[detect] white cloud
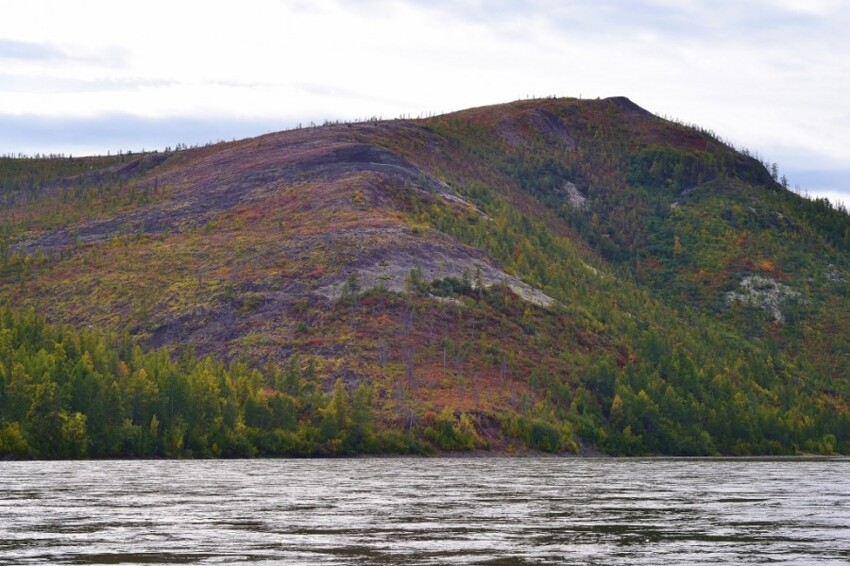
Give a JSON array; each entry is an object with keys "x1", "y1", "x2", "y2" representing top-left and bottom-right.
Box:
[{"x1": 775, "y1": 0, "x2": 843, "y2": 16}]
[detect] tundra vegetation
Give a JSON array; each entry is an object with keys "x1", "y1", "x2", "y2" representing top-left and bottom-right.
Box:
[{"x1": 1, "y1": 97, "x2": 849, "y2": 457}]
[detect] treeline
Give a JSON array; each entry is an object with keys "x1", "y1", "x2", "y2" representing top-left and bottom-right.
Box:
[
  {"x1": 0, "y1": 308, "x2": 423, "y2": 459},
  {"x1": 0, "y1": 155, "x2": 123, "y2": 196}
]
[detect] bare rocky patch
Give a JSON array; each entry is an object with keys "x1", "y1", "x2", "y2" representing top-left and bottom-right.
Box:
[
  {"x1": 314, "y1": 231, "x2": 555, "y2": 308},
  {"x1": 557, "y1": 181, "x2": 587, "y2": 210},
  {"x1": 725, "y1": 275, "x2": 802, "y2": 322},
  {"x1": 497, "y1": 109, "x2": 576, "y2": 150}
]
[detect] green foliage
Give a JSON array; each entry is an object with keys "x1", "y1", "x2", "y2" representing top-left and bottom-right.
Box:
[
  {"x1": 0, "y1": 422, "x2": 29, "y2": 457},
  {"x1": 423, "y1": 407, "x2": 482, "y2": 451},
  {"x1": 0, "y1": 308, "x2": 422, "y2": 459},
  {"x1": 405, "y1": 267, "x2": 428, "y2": 296},
  {"x1": 501, "y1": 413, "x2": 577, "y2": 453},
  {"x1": 627, "y1": 146, "x2": 721, "y2": 192},
  {"x1": 340, "y1": 273, "x2": 362, "y2": 301},
  {"x1": 427, "y1": 276, "x2": 473, "y2": 297}
]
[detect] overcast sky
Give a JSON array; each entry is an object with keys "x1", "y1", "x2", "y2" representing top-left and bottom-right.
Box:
[{"x1": 2, "y1": 0, "x2": 849, "y2": 204}]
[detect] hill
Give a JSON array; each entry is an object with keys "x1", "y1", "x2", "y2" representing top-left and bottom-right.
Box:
[{"x1": 1, "y1": 97, "x2": 849, "y2": 457}]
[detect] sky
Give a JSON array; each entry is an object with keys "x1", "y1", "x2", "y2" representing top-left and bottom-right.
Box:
[{"x1": 1, "y1": 0, "x2": 849, "y2": 205}]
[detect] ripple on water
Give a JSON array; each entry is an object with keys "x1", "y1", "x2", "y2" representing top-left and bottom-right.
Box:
[{"x1": 1, "y1": 458, "x2": 849, "y2": 565}]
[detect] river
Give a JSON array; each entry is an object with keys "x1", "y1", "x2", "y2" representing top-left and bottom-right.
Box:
[{"x1": 2, "y1": 457, "x2": 849, "y2": 564}]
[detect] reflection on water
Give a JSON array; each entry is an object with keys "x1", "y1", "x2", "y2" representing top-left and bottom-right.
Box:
[{"x1": 2, "y1": 458, "x2": 849, "y2": 564}]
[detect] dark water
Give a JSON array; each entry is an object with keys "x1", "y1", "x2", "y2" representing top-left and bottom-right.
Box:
[{"x1": 1, "y1": 458, "x2": 849, "y2": 565}]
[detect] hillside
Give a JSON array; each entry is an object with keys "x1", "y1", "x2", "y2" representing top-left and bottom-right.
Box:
[{"x1": 1, "y1": 97, "x2": 849, "y2": 457}]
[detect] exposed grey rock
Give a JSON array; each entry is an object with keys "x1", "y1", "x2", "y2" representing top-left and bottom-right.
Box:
[
  {"x1": 725, "y1": 275, "x2": 801, "y2": 323},
  {"x1": 826, "y1": 265, "x2": 846, "y2": 283},
  {"x1": 559, "y1": 181, "x2": 587, "y2": 210},
  {"x1": 315, "y1": 246, "x2": 556, "y2": 308}
]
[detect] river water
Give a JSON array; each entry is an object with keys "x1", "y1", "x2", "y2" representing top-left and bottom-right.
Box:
[{"x1": 1, "y1": 458, "x2": 848, "y2": 564}]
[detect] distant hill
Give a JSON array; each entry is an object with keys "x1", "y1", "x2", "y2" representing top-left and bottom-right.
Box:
[{"x1": 1, "y1": 97, "x2": 849, "y2": 457}]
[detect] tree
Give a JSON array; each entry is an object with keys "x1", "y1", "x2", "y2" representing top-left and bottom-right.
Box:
[
  {"x1": 340, "y1": 273, "x2": 361, "y2": 300},
  {"x1": 610, "y1": 393, "x2": 624, "y2": 426},
  {"x1": 60, "y1": 411, "x2": 89, "y2": 458},
  {"x1": 673, "y1": 235, "x2": 684, "y2": 257},
  {"x1": 25, "y1": 381, "x2": 64, "y2": 458},
  {"x1": 349, "y1": 383, "x2": 374, "y2": 450},
  {"x1": 405, "y1": 267, "x2": 427, "y2": 295},
  {"x1": 321, "y1": 379, "x2": 351, "y2": 445},
  {"x1": 278, "y1": 356, "x2": 303, "y2": 396},
  {"x1": 120, "y1": 367, "x2": 159, "y2": 426},
  {"x1": 0, "y1": 422, "x2": 29, "y2": 457},
  {"x1": 186, "y1": 361, "x2": 223, "y2": 455}
]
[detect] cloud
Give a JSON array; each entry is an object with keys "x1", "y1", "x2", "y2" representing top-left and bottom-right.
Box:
[
  {"x1": 0, "y1": 74, "x2": 175, "y2": 94},
  {"x1": 776, "y1": 166, "x2": 850, "y2": 207},
  {"x1": 775, "y1": 0, "x2": 844, "y2": 16},
  {"x1": 402, "y1": 0, "x2": 846, "y2": 44},
  {"x1": 0, "y1": 114, "x2": 293, "y2": 156},
  {"x1": 800, "y1": 189, "x2": 850, "y2": 209},
  {"x1": 0, "y1": 39, "x2": 65, "y2": 61},
  {"x1": 785, "y1": 169, "x2": 850, "y2": 192},
  {"x1": 0, "y1": 37, "x2": 125, "y2": 67}
]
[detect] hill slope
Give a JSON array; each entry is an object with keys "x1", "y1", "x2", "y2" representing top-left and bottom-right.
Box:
[{"x1": 1, "y1": 97, "x2": 849, "y2": 457}]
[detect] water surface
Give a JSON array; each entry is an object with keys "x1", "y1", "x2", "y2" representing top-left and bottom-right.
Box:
[{"x1": 2, "y1": 458, "x2": 849, "y2": 564}]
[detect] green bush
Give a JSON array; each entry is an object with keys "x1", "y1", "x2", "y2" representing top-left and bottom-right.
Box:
[
  {"x1": 424, "y1": 408, "x2": 481, "y2": 451},
  {"x1": 0, "y1": 423, "x2": 30, "y2": 458}
]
